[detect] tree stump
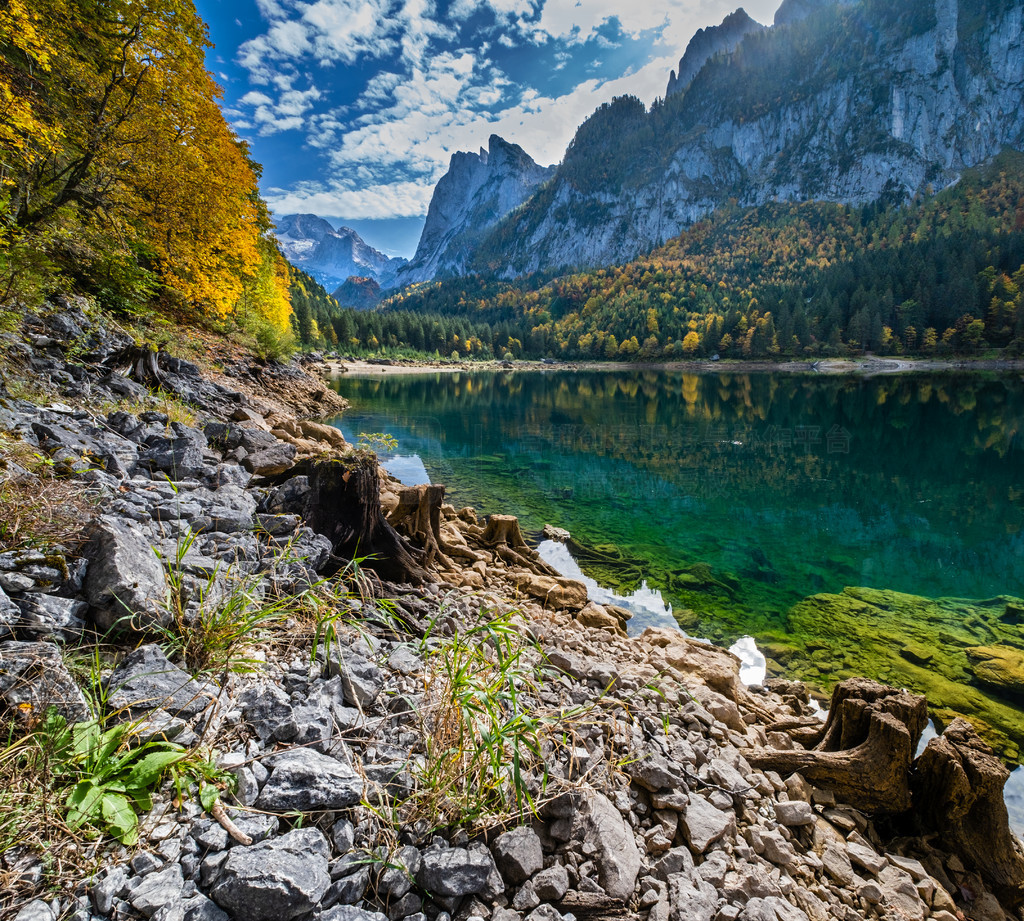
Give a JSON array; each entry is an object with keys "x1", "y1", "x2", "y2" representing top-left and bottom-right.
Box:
[
  {"x1": 302, "y1": 458, "x2": 429, "y2": 584},
  {"x1": 748, "y1": 678, "x2": 928, "y2": 814},
  {"x1": 480, "y1": 514, "x2": 560, "y2": 576},
  {"x1": 386, "y1": 484, "x2": 489, "y2": 572},
  {"x1": 911, "y1": 718, "x2": 1024, "y2": 907}
]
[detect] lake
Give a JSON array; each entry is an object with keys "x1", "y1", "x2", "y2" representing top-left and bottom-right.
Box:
[{"x1": 329, "y1": 369, "x2": 1024, "y2": 767}]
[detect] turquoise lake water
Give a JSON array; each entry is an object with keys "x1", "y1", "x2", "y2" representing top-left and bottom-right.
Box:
[{"x1": 329, "y1": 369, "x2": 1024, "y2": 627}]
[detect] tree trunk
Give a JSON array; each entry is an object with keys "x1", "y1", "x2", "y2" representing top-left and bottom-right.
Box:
[
  {"x1": 748, "y1": 678, "x2": 927, "y2": 814},
  {"x1": 302, "y1": 458, "x2": 430, "y2": 584},
  {"x1": 911, "y1": 718, "x2": 1024, "y2": 908}
]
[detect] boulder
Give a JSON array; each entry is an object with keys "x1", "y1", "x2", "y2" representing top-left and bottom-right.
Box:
[
  {"x1": 83, "y1": 516, "x2": 168, "y2": 632},
  {"x1": 682, "y1": 793, "x2": 736, "y2": 852},
  {"x1": 577, "y1": 601, "x2": 627, "y2": 635},
  {"x1": 0, "y1": 640, "x2": 90, "y2": 723},
  {"x1": 138, "y1": 427, "x2": 207, "y2": 480},
  {"x1": 107, "y1": 644, "x2": 215, "y2": 721},
  {"x1": 241, "y1": 443, "x2": 297, "y2": 476},
  {"x1": 417, "y1": 844, "x2": 495, "y2": 899},
  {"x1": 668, "y1": 874, "x2": 718, "y2": 921},
  {"x1": 640, "y1": 627, "x2": 744, "y2": 702},
  {"x1": 507, "y1": 572, "x2": 588, "y2": 610},
  {"x1": 255, "y1": 748, "x2": 364, "y2": 812},
  {"x1": 209, "y1": 828, "x2": 331, "y2": 921},
  {"x1": 573, "y1": 788, "x2": 641, "y2": 902},
  {"x1": 14, "y1": 594, "x2": 88, "y2": 643}
]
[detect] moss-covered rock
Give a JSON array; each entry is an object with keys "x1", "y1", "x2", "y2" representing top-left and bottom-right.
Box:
[{"x1": 778, "y1": 587, "x2": 1024, "y2": 758}]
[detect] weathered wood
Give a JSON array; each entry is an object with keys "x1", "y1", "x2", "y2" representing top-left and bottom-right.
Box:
[
  {"x1": 911, "y1": 718, "x2": 1024, "y2": 907},
  {"x1": 480, "y1": 514, "x2": 560, "y2": 576},
  {"x1": 747, "y1": 678, "x2": 927, "y2": 814},
  {"x1": 302, "y1": 458, "x2": 430, "y2": 584},
  {"x1": 387, "y1": 485, "x2": 487, "y2": 571}
]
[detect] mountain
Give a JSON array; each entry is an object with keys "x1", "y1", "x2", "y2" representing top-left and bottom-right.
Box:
[
  {"x1": 666, "y1": 9, "x2": 764, "y2": 98},
  {"x1": 396, "y1": 135, "x2": 555, "y2": 284},
  {"x1": 332, "y1": 276, "x2": 382, "y2": 310},
  {"x1": 275, "y1": 214, "x2": 408, "y2": 289},
  {"x1": 466, "y1": 0, "x2": 1024, "y2": 277}
]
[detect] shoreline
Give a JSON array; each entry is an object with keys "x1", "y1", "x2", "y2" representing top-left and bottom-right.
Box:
[
  {"x1": 2, "y1": 304, "x2": 1023, "y2": 919},
  {"x1": 325, "y1": 355, "x2": 1024, "y2": 376}
]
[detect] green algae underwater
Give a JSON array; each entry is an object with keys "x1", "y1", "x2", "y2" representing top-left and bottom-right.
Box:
[{"x1": 329, "y1": 368, "x2": 1024, "y2": 759}]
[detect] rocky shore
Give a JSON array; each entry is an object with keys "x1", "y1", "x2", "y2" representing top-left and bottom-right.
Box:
[{"x1": 1, "y1": 301, "x2": 1023, "y2": 921}]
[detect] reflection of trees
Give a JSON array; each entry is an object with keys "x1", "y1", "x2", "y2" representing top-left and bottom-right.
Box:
[{"x1": 332, "y1": 371, "x2": 1024, "y2": 589}]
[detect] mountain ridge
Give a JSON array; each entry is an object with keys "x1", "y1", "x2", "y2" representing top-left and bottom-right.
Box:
[
  {"x1": 275, "y1": 214, "x2": 408, "y2": 290},
  {"x1": 408, "y1": 0, "x2": 1024, "y2": 281}
]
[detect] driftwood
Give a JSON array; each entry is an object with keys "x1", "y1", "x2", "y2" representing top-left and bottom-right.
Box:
[
  {"x1": 302, "y1": 458, "x2": 430, "y2": 584},
  {"x1": 748, "y1": 678, "x2": 927, "y2": 814},
  {"x1": 911, "y1": 718, "x2": 1024, "y2": 907}
]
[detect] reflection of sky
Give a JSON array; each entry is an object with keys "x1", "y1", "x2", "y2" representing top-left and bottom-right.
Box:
[{"x1": 381, "y1": 455, "x2": 431, "y2": 486}]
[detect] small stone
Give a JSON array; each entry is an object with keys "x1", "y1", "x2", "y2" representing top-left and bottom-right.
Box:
[
  {"x1": 129, "y1": 865, "x2": 185, "y2": 917},
  {"x1": 14, "y1": 900, "x2": 55, "y2": 921},
  {"x1": 209, "y1": 828, "x2": 331, "y2": 921},
  {"x1": 774, "y1": 800, "x2": 815, "y2": 827},
  {"x1": 532, "y1": 864, "x2": 569, "y2": 900},
  {"x1": 255, "y1": 748, "x2": 363, "y2": 812},
  {"x1": 682, "y1": 793, "x2": 736, "y2": 853},
  {"x1": 493, "y1": 825, "x2": 544, "y2": 884}
]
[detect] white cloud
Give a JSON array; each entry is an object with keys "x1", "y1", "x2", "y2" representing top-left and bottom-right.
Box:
[{"x1": 265, "y1": 179, "x2": 436, "y2": 218}]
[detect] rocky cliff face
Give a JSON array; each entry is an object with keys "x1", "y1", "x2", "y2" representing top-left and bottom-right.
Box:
[
  {"x1": 666, "y1": 8, "x2": 764, "y2": 98},
  {"x1": 470, "y1": 0, "x2": 1024, "y2": 277},
  {"x1": 275, "y1": 214, "x2": 407, "y2": 290},
  {"x1": 397, "y1": 135, "x2": 555, "y2": 284}
]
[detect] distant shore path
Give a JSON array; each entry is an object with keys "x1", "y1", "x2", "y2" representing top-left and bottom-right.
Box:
[{"x1": 324, "y1": 356, "x2": 1024, "y2": 376}]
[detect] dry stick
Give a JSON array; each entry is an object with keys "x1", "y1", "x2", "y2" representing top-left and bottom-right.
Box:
[{"x1": 209, "y1": 800, "x2": 252, "y2": 845}]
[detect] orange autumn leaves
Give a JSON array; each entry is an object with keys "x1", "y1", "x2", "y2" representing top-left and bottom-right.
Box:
[{"x1": 0, "y1": 0, "x2": 290, "y2": 332}]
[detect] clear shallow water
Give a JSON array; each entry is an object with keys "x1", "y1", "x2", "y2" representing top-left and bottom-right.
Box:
[{"x1": 330, "y1": 369, "x2": 1024, "y2": 620}]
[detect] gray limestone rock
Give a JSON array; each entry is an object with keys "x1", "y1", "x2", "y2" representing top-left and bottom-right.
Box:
[
  {"x1": 241, "y1": 443, "x2": 296, "y2": 476},
  {"x1": 681, "y1": 793, "x2": 736, "y2": 854},
  {"x1": 328, "y1": 649, "x2": 384, "y2": 708},
  {"x1": 128, "y1": 864, "x2": 185, "y2": 917},
  {"x1": 14, "y1": 593, "x2": 88, "y2": 643},
  {"x1": 668, "y1": 873, "x2": 718, "y2": 921},
  {"x1": 138, "y1": 428, "x2": 207, "y2": 480},
  {"x1": 14, "y1": 900, "x2": 56, "y2": 921},
  {"x1": 417, "y1": 844, "x2": 495, "y2": 899},
  {"x1": 574, "y1": 789, "x2": 641, "y2": 902},
  {"x1": 255, "y1": 748, "x2": 364, "y2": 812},
  {"x1": 182, "y1": 894, "x2": 229, "y2": 921},
  {"x1": 0, "y1": 640, "x2": 90, "y2": 723},
  {"x1": 319, "y1": 907, "x2": 389, "y2": 921},
  {"x1": 83, "y1": 516, "x2": 168, "y2": 631},
  {"x1": 209, "y1": 828, "x2": 331, "y2": 921},
  {"x1": 774, "y1": 800, "x2": 815, "y2": 827},
  {"x1": 107, "y1": 644, "x2": 214, "y2": 720},
  {"x1": 492, "y1": 825, "x2": 544, "y2": 884},
  {"x1": 532, "y1": 863, "x2": 569, "y2": 900},
  {"x1": 238, "y1": 684, "x2": 298, "y2": 743},
  {"x1": 739, "y1": 897, "x2": 810, "y2": 921}
]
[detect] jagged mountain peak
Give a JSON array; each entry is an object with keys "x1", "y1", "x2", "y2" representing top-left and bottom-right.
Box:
[
  {"x1": 275, "y1": 214, "x2": 407, "y2": 290},
  {"x1": 397, "y1": 134, "x2": 555, "y2": 284},
  {"x1": 666, "y1": 7, "x2": 765, "y2": 98},
  {"x1": 461, "y1": 0, "x2": 1024, "y2": 278}
]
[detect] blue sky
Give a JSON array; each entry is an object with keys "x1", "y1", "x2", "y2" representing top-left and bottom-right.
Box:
[{"x1": 195, "y1": 0, "x2": 780, "y2": 257}]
